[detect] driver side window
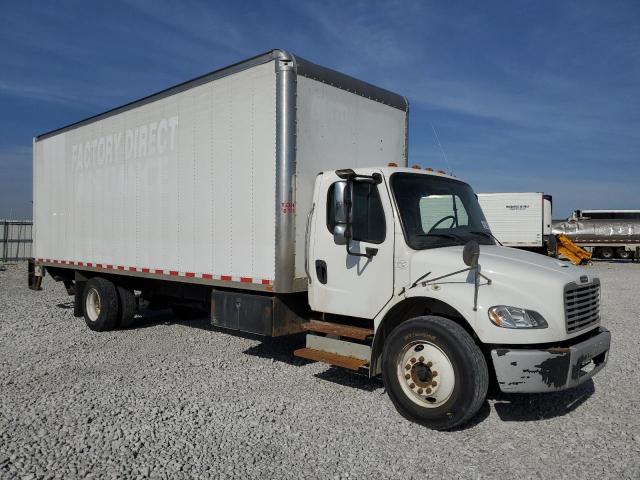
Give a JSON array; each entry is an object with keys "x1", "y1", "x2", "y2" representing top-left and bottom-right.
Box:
[
  {"x1": 419, "y1": 195, "x2": 469, "y2": 232},
  {"x1": 327, "y1": 181, "x2": 386, "y2": 244}
]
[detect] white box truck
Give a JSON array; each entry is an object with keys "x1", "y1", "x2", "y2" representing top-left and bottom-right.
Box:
[
  {"x1": 29, "y1": 50, "x2": 610, "y2": 430},
  {"x1": 478, "y1": 192, "x2": 552, "y2": 250}
]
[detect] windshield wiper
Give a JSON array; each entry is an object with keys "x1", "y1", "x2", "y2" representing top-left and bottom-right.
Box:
[{"x1": 470, "y1": 230, "x2": 503, "y2": 246}]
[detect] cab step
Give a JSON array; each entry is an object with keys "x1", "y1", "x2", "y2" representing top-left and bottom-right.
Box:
[
  {"x1": 293, "y1": 333, "x2": 371, "y2": 371},
  {"x1": 293, "y1": 348, "x2": 368, "y2": 371},
  {"x1": 301, "y1": 319, "x2": 374, "y2": 341}
]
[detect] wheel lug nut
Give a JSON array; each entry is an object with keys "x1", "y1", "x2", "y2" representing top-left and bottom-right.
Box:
[
  {"x1": 409, "y1": 383, "x2": 416, "y2": 389},
  {"x1": 426, "y1": 361, "x2": 433, "y2": 368},
  {"x1": 426, "y1": 388, "x2": 432, "y2": 394},
  {"x1": 410, "y1": 358, "x2": 416, "y2": 364},
  {"x1": 432, "y1": 381, "x2": 437, "y2": 387},
  {"x1": 418, "y1": 388, "x2": 423, "y2": 394},
  {"x1": 405, "y1": 374, "x2": 410, "y2": 380},
  {"x1": 419, "y1": 356, "x2": 424, "y2": 362},
  {"x1": 405, "y1": 364, "x2": 411, "y2": 370},
  {"x1": 432, "y1": 371, "x2": 438, "y2": 377}
]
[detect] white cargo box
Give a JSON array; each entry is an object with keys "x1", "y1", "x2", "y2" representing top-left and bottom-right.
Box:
[
  {"x1": 33, "y1": 50, "x2": 408, "y2": 293},
  {"x1": 477, "y1": 192, "x2": 552, "y2": 247}
]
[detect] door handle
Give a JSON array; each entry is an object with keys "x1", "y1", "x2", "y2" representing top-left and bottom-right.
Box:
[{"x1": 315, "y1": 260, "x2": 327, "y2": 284}]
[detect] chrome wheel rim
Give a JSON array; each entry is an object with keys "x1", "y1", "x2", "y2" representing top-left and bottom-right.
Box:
[{"x1": 396, "y1": 340, "x2": 455, "y2": 408}]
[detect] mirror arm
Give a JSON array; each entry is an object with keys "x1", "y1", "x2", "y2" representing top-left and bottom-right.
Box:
[{"x1": 346, "y1": 244, "x2": 378, "y2": 259}]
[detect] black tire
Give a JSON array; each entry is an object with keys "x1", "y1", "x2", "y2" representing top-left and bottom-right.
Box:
[
  {"x1": 617, "y1": 248, "x2": 631, "y2": 260},
  {"x1": 382, "y1": 316, "x2": 489, "y2": 430},
  {"x1": 171, "y1": 304, "x2": 206, "y2": 320},
  {"x1": 73, "y1": 282, "x2": 85, "y2": 318},
  {"x1": 82, "y1": 277, "x2": 119, "y2": 332},
  {"x1": 600, "y1": 246, "x2": 614, "y2": 260},
  {"x1": 117, "y1": 286, "x2": 137, "y2": 328}
]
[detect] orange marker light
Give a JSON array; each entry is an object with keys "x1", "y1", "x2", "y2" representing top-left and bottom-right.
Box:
[
  {"x1": 425, "y1": 167, "x2": 433, "y2": 172},
  {"x1": 388, "y1": 162, "x2": 398, "y2": 167},
  {"x1": 412, "y1": 164, "x2": 421, "y2": 169}
]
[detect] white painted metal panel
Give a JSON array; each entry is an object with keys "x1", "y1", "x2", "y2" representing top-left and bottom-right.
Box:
[
  {"x1": 294, "y1": 76, "x2": 407, "y2": 279},
  {"x1": 543, "y1": 197, "x2": 552, "y2": 236},
  {"x1": 478, "y1": 192, "x2": 544, "y2": 247},
  {"x1": 34, "y1": 61, "x2": 277, "y2": 281}
]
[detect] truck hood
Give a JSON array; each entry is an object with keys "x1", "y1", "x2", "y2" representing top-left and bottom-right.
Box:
[
  {"x1": 410, "y1": 245, "x2": 587, "y2": 285},
  {"x1": 407, "y1": 245, "x2": 596, "y2": 344}
]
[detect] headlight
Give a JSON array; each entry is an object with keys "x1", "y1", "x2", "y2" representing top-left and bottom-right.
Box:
[{"x1": 488, "y1": 306, "x2": 548, "y2": 329}]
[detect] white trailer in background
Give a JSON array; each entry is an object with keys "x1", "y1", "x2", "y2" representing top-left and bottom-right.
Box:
[
  {"x1": 29, "y1": 50, "x2": 610, "y2": 430},
  {"x1": 477, "y1": 192, "x2": 552, "y2": 249}
]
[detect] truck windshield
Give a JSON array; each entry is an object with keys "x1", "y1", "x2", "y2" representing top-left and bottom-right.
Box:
[{"x1": 390, "y1": 172, "x2": 494, "y2": 250}]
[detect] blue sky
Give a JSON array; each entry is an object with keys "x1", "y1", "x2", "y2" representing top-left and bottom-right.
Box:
[{"x1": 1, "y1": 0, "x2": 638, "y2": 219}]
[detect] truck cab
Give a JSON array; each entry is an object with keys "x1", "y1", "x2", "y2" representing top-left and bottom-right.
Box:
[{"x1": 303, "y1": 166, "x2": 610, "y2": 430}]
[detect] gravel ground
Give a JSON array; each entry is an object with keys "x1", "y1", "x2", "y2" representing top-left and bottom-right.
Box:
[{"x1": 0, "y1": 261, "x2": 638, "y2": 479}]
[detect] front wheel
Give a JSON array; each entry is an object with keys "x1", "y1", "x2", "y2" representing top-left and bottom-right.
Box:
[{"x1": 382, "y1": 316, "x2": 488, "y2": 430}]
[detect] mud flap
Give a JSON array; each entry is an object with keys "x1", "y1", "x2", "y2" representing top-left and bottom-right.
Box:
[{"x1": 28, "y1": 258, "x2": 44, "y2": 291}]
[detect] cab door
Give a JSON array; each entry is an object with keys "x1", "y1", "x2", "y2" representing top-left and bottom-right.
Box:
[{"x1": 308, "y1": 171, "x2": 395, "y2": 319}]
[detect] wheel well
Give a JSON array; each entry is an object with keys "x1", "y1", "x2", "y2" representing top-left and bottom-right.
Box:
[{"x1": 370, "y1": 297, "x2": 476, "y2": 377}]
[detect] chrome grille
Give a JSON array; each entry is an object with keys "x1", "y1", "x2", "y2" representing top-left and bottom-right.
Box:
[{"x1": 564, "y1": 279, "x2": 600, "y2": 333}]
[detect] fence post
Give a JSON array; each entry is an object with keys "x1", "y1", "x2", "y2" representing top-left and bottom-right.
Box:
[{"x1": 2, "y1": 220, "x2": 8, "y2": 263}]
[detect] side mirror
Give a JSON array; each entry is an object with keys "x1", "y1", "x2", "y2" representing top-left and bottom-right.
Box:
[
  {"x1": 463, "y1": 240, "x2": 480, "y2": 268},
  {"x1": 332, "y1": 181, "x2": 352, "y2": 245}
]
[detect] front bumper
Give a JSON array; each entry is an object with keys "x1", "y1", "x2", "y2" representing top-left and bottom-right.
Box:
[{"x1": 491, "y1": 327, "x2": 611, "y2": 393}]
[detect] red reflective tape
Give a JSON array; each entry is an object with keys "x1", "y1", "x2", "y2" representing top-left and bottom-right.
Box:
[
  {"x1": 70, "y1": 261, "x2": 75, "y2": 265},
  {"x1": 155, "y1": 269, "x2": 164, "y2": 274},
  {"x1": 240, "y1": 277, "x2": 252, "y2": 283},
  {"x1": 261, "y1": 279, "x2": 271, "y2": 285},
  {"x1": 185, "y1": 272, "x2": 195, "y2": 278},
  {"x1": 142, "y1": 268, "x2": 150, "y2": 273},
  {"x1": 220, "y1": 275, "x2": 232, "y2": 281},
  {"x1": 106, "y1": 264, "x2": 113, "y2": 269},
  {"x1": 128, "y1": 267, "x2": 136, "y2": 272},
  {"x1": 78, "y1": 262, "x2": 84, "y2": 266},
  {"x1": 202, "y1": 273, "x2": 213, "y2": 280},
  {"x1": 96, "y1": 264, "x2": 102, "y2": 268},
  {"x1": 117, "y1": 266, "x2": 125, "y2": 271},
  {"x1": 170, "y1": 271, "x2": 179, "y2": 276},
  {"x1": 87, "y1": 262, "x2": 93, "y2": 267}
]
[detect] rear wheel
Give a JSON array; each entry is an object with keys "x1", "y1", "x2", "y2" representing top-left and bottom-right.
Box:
[
  {"x1": 83, "y1": 277, "x2": 118, "y2": 332},
  {"x1": 617, "y1": 248, "x2": 631, "y2": 260},
  {"x1": 382, "y1": 316, "x2": 488, "y2": 430},
  {"x1": 600, "y1": 247, "x2": 614, "y2": 260},
  {"x1": 117, "y1": 286, "x2": 137, "y2": 328}
]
